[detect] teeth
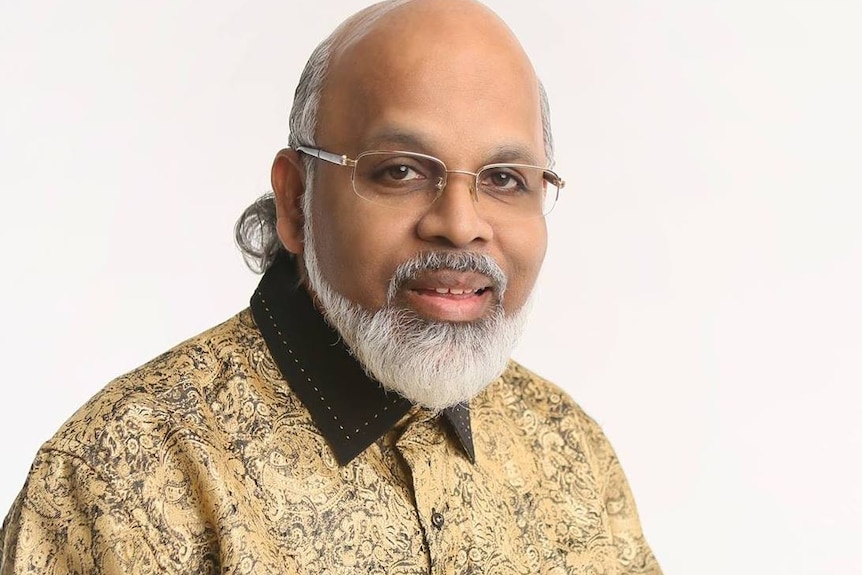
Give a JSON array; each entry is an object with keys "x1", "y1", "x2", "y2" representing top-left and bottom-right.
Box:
[{"x1": 431, "y1": 287, "x2": 480, "y2": 295}]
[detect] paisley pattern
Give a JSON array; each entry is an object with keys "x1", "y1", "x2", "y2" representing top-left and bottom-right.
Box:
[{"x1": 1, "y1": 310, "x2": 661, "y2": 574}]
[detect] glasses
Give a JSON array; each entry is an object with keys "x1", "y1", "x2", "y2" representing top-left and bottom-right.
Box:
[{"x1": 296, "y1": 146, "x2": 564, "y2": 219}]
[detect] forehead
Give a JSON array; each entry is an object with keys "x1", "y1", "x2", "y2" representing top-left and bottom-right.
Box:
[{"x1": 316, "y1": 1, "x2": 545, "y2": 165}]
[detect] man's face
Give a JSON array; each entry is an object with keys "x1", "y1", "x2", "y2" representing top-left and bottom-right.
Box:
[{"x1": 306, "y1": 2, "x2": 548, "y2": 324}]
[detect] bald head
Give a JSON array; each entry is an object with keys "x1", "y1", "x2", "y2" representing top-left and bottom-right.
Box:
[
  {"x1": 330, "y1": 0, "x2": 525, "y2": 63},
  {"x1": 288, "y1": 0, "x2": 553, "y2": 167},
  {"x1": 318, "y1": 0, "x2": 543, "y2": 162}
]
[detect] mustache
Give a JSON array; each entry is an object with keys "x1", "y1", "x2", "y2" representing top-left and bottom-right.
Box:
[{"x1": 387, "y1": 251, "x2": 508, "y2": 303}]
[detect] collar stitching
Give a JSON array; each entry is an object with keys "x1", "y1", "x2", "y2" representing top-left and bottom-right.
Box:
[
  {"x1": 260, "y1": 295, "x2": 354, "y2": 441},
  {"x1": 260, "y1": 293, "x2": 403, "y2": 443}
]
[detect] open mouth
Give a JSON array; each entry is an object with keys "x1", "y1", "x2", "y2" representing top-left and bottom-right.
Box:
[
  {"x1": 422, "y1": 286, "x2": 491, "y2": 296},
  {"x1": 395, "y1": 267, "x2": 500, "y2": 322},
  {"x1": 405, "y1": 283, "x2": 494, "y2": 322}
]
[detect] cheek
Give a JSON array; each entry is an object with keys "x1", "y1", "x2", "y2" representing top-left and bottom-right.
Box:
[
  {"x1": 310, "y1": 187, "x2": 414, "y2": 308},
  {"x1": 499, "y1": 222, "x2": 547, "y2": 309}
]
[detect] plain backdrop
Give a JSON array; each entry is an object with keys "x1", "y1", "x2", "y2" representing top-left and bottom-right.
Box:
[{"x1": 1, "y1": 1, "x2": 861, "y2": 573}]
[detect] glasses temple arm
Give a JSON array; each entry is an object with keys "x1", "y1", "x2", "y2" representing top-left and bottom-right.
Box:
[{"x1": 295, "y1": 146, "x2": 354, "y2": 167}]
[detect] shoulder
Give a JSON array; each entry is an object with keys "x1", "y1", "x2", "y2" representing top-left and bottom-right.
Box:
[
  {"x1": 40, "y1": 309, "x2": 294, "y2": 471},
  {"x1": 2, "y1": 310, "x2": 307, "y2": 573},
  {"x1": 486, "y1": 360, "x2": 599, "y2": 430},
  {"x1": 480, "y1": 360, "x2": 618, "y2": 470}
]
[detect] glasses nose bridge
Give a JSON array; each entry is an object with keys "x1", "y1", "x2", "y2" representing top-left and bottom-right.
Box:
[{"x1": 436, "y1": 168, "x2": 480, "y2": 201}]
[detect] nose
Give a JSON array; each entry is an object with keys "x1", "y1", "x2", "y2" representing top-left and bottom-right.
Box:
[{"x1": 415, "y1": 171, "x2": 494, "y2": 248}]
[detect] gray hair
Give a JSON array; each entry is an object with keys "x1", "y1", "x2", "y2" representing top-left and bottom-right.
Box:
[{"x1": 235, "y1": 1, "x2": 556, "y2": 274}]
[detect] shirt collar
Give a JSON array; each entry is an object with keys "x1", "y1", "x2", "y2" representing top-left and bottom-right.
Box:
[{"x1": 250, "y1": 253, "x2": 475, "y2": 466}]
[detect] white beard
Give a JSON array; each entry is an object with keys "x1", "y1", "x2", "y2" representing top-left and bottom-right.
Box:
[{"x1": 301, "y1": 205, "x2": 531, "y2": 410}]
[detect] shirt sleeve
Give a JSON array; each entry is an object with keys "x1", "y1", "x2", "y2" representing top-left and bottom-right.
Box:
[
  {"x1": 1, "y1": 448, "x2": 161, "y2": 575},
  {"x1": 580, "y1": 414, "x2": 664, "y2": 574}
]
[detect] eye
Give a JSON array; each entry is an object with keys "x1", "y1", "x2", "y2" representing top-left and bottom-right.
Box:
[
  {"x1": 480, "y1": 167, "x2": 529, "y2": 194},
  {"x1": 368, "y1": 157, "x2": 429, "y2": 185},
  {"x1": 489, "y1": 171, "x2": 517, "y2": 188},
  {"x1": 382, "y1": 163, "x2": 421, "y2": 181}
]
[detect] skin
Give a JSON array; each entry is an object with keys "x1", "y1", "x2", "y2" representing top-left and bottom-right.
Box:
[{"x1": 272, "y1": 0, "x2": 548, "y2": 322}]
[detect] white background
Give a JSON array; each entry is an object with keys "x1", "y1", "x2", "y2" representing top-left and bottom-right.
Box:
[{"x1": 1, "y1": 1, "x2": 861, "y2": 572}]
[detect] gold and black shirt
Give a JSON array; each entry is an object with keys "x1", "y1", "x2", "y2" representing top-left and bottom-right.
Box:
[{"x1": 1, "y1": 256, "x2": 661, "y2": 574}]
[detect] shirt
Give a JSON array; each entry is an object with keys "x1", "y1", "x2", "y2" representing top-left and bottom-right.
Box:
[{"x1": 1, "y1": 256, "x2": 662, "y2": 574}]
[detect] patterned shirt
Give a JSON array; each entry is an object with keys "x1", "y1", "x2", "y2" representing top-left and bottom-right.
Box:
[{"x1": 1, "y1": 257, "x2": 661, "y2": 574}]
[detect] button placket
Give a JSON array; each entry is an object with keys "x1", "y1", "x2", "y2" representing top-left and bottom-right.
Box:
[{"x1": 395, "y1": 414, "x2": 455, "y2": 575}]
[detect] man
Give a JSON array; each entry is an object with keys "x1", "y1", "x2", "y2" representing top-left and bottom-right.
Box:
[{"x1": 1, "y1": 0, "x2": 661, "y2": 573}]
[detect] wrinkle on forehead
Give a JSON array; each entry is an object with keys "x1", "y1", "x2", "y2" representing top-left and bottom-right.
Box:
[{"x1": 362, "y1": 126, "x2": 543, "y2": 166}]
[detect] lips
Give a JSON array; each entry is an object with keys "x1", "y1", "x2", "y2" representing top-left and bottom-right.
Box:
[{"x1": 404, "y1": 270, "x2": 494, "y2": 293}]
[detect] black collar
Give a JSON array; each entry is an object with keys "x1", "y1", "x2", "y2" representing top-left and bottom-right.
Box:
[{"x1": 250, "y1": 253, "x2": 475, "y2": 466}]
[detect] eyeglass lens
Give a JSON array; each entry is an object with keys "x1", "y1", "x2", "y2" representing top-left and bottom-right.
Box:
[{"x1": 351, "y1": 152, "x2": 558, "y2": 218}]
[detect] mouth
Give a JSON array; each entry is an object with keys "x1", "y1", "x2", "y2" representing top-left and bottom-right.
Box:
[
  {"x1": 401, "y1": 271, "x2": 497, "y2": 322},
  {"x1": 422, "y1": 286, "x2": 492, "y2": 296}
]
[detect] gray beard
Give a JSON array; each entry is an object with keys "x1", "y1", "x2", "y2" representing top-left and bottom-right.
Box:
[{"x1": 302, "y1": 214, "x2": 531, "y2": 410}]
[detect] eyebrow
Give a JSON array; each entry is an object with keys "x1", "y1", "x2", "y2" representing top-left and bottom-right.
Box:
[
  {"x1": 362, "y1": 128, "x2": 431, "y2": 152},
  {"x1": 484, "y1": 145, "x2": 542, "y2": 166},
  {"x1": 362, "y1": 128, "x2": 543, "y2": 167}
]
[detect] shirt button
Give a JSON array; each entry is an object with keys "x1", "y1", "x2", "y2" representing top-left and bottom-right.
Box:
[{"x1": 431, "y1": 510, "x2": 445, "y2": 529}]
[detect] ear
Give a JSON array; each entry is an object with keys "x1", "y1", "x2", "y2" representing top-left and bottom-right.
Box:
[{"x1": 271, "y1": 148, "x2": 306, "y2": 255}]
